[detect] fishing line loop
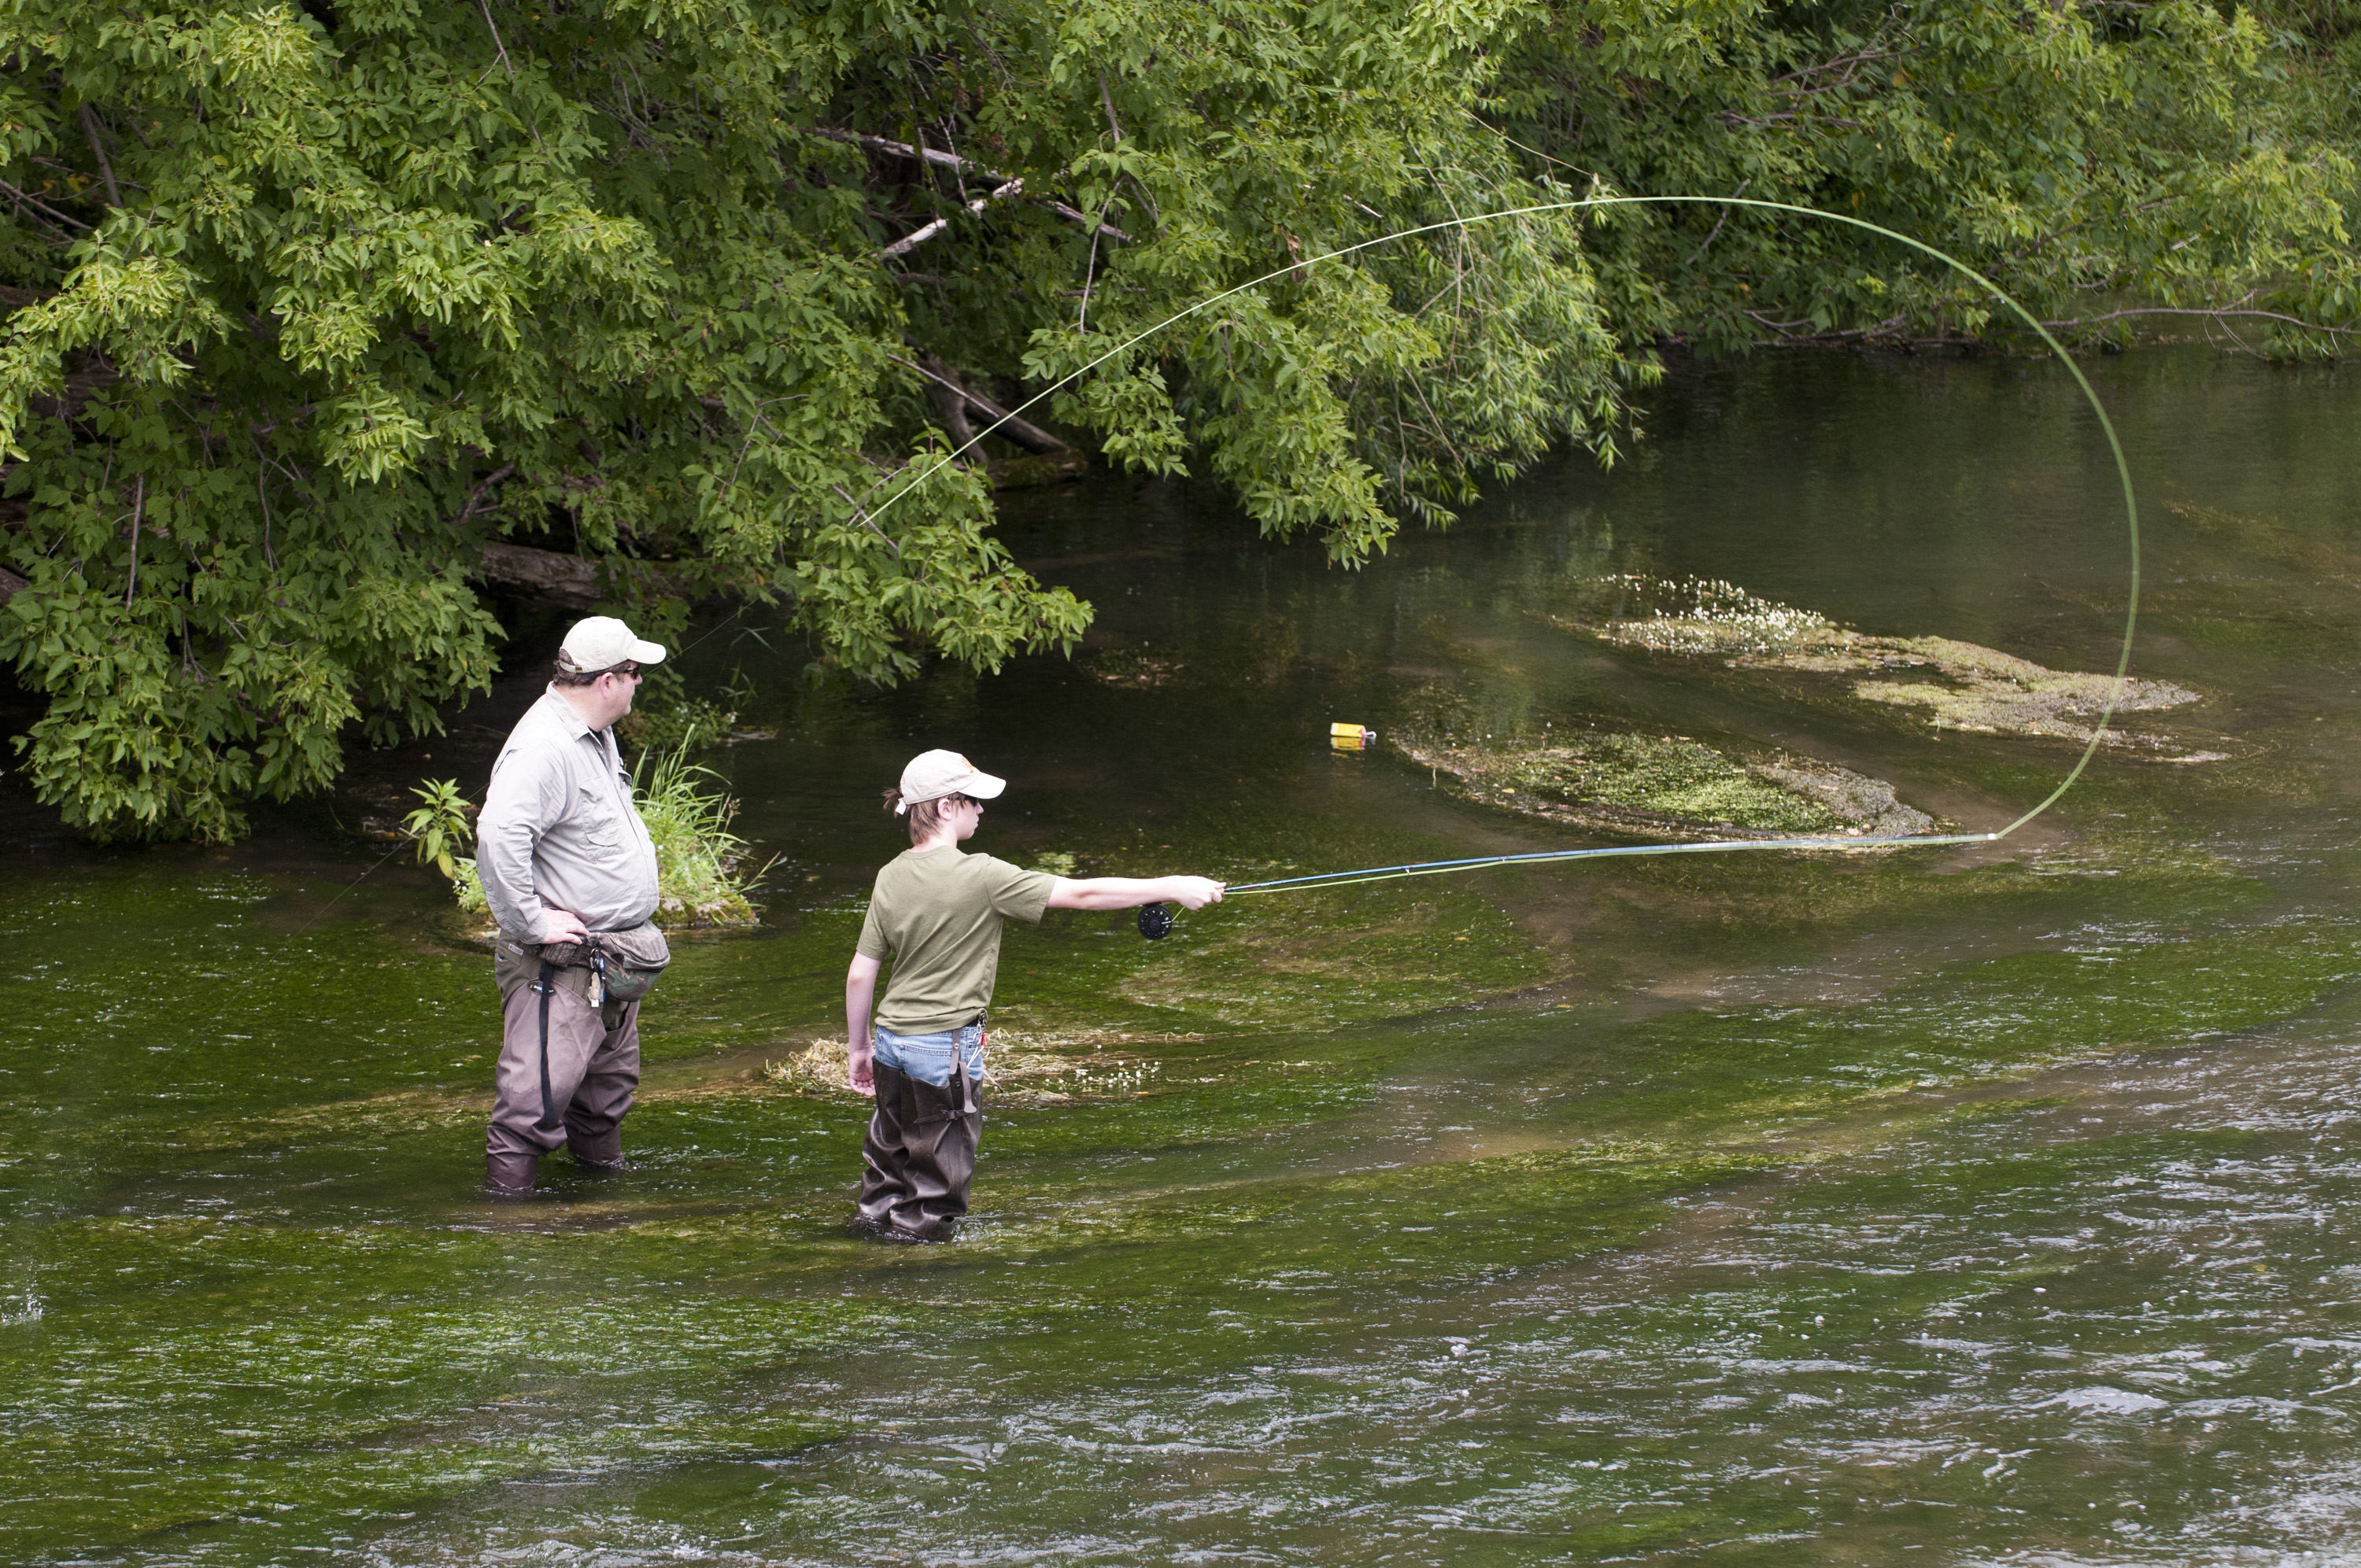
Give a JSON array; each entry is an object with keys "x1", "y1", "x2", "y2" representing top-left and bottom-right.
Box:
[{"x1": 865, "y1": 193, "x2": 2140, "y2": 900}]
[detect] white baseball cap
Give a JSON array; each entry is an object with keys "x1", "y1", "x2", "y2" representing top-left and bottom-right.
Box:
[
  {"x1": 895, "y1": 749, "x2": 1007, "y2": 813},
  {"x1": 559, "y1": 615, "x2": 667, "y2": 673}
]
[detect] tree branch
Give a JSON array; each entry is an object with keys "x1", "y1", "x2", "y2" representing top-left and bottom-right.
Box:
[
  {"x1": 123, "y1": 474, "x2": 144, "y2": 607},
  {"x1": 887, "y1": 352, "x2": 1072, "y2": 454},
  {"x1": 1680, "y1": 178, "x2": 1750, "y2": 267},
  {"x1": 815, "y1": 127, "x2": 1131, "y2": 246},
  {"x1": 79, "y1": 105, "x2": 121, "y2": 209},
  {"x1": 454, "y1": 463, "x2": 517, "y2": 529},
  {"x1": 476, "y1": 0, "x2": 515, "y2": 83},
  {"x1": 880, "y1": 177, "x2": 1022, "y2": 259},
  {"x1": 476, "y1": 541, "x2": 598, "y2": 607},
  {"x1": 0, "y1": 178, "x2": 91, "y2": 235},
  {"x1": 1099, "y1": 72, "x2": 1125, "y2": 142}
]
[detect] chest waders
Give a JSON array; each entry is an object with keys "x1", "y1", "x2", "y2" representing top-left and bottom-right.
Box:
[
  {"x1": 530, "y1": 946, "x2": 611, "y2": 1134},
  {"x1": 855, "y1": 1018, "x2": 985, "y2": 1243}
]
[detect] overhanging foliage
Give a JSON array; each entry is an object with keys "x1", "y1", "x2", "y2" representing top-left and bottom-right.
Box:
[{"x1": 0, "y1": 0, "x2": 2352, "y2": 838}]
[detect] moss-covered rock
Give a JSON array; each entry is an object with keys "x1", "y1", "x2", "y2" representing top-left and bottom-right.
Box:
[
  {"x1": 1392, "y1": 729, "x2": 1934, "y2": 840},
  {"x1": 1542, "y1": 574, "x2": 2208, "y2": 752}
]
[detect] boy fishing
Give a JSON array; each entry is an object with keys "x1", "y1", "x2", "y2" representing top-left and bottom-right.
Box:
[{"x1": 845, "y1": 749, "x2": 1225, "y2": 1242}]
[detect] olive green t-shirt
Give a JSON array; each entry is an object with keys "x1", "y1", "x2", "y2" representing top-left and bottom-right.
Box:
[{"x1": 856, "y1": 847, "x2": 1056, "y2": 1034}]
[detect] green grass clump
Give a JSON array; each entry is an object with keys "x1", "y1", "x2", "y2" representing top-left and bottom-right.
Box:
[
  {"x1": 632, "y1": 746, "x2": 770, "y2": 924},
  {"x1": 436, "y1": 746, "x2": 768, "y2": 928}
]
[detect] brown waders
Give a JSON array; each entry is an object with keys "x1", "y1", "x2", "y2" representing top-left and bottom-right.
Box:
[
  {"x1": 855, "y1": 1056, "x2": 982, "y2": 1242},
  {"x1": 485, "y1": 943, "x2": 639, "y2": 1195}
]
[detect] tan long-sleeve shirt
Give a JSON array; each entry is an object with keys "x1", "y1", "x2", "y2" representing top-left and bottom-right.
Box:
[{"x1": 476, "y1": 688, "x2": 660, "y2": 941}]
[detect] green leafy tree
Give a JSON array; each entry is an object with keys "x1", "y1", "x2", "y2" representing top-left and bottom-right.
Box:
[
  {"x1": 1490, "y1": 0, "x2": 2361, "y2": 353},
  {"x1": 0, "y1": 0, "x2": 2352, "y2": 840}
]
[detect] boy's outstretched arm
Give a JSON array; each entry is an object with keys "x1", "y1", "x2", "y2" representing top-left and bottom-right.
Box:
[
  {"x1": 845, "y1": 954, "x2": 881, "y2": 1096},
  {"x1": 1046, "y1": 876, "x2": 1225, "y2": 912}
]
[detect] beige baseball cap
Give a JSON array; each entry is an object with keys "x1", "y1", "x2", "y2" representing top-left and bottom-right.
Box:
[
  {"x1": 559, "y1": 615, "x2": 667, "y2": 673},
  {"x1": 895, "y1": 748, "x2": 1007, "y2": 813}
]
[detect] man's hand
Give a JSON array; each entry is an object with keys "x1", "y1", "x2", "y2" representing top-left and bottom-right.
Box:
[
  {"x1": 848, "y1": 1042, "x2": 877, "y2": 1098},
  {"x1": 538, "y1": 906, "x2": 590, "y2": 944}
]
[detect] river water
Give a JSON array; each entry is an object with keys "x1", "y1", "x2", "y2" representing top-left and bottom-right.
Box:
[{"x1": 7, "y1": 347, "x2": 2361, "y2": 1564}]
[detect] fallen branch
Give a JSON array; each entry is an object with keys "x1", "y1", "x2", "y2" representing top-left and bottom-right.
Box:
[
  {"x1": 476, "y1": 541, "x2": 598, "y2": 607},
  {"x1": 2039, "y1": 305, "x2": 2361, "y2": 339},
  {"x1": 988, "y1": 450, "x2": 1088, "y2": 489},
  {"x1": 815, "y1": 127, "x2": 1131, "y2": 245},
  {"x1": 881, "y1": 176, "x2": 1023, "y2": 259},
  {"x1": 886, "y1": 352, "x2": 1072, "y2": 455}
]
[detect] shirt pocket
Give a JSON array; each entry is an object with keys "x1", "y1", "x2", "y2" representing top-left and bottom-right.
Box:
[{"x1": 577, "y1": 782, "x2": 628, "y2": 856}]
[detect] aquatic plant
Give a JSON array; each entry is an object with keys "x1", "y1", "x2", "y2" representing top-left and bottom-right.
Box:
[
  {"x1": 1389, "y1": 720, "x2": 1934, "y2": 841},
  {"x1": 1548, "y1": 573, "x2": 2208, "y2": 751},
  {"x1": 630, "y1": 747, "x2": 771, "y2": 925},
  {"x1": 1737, "y1": 633, "x2": 2202, "y2": 747},
  {"x1": 769, "y1": 1029, "x2": 1201, "y2": 1105},
  {"x1": 1080, "y1": 647, "x2": 1186, "y2": 689},
  {"x1": 440, "y1": 747, "x2": 769, "y2": 928},
  {"x1": 1555, "y1": 575, "x2": 1845, "y2": 656},
  {"x1": 399, "y1": 780, "x2": 475, "y2": 884}
]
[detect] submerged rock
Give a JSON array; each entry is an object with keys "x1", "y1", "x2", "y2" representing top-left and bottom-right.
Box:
[
  {"x1": 1081, "y1": 646, "x2": 1186, "y2": 688},
  {"x1": 1544, "y1": 575, "x2": 2203, "y2": 749},
  {"x1": 1748, "y1": 633, "x2": 2197, "y2": 746},
  {"x1": 1391, "y1": 729, "x2": 1934, "y2": 842}
]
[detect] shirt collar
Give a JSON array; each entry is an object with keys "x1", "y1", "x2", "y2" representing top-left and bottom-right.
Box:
[{"x1": 540, "y1": 685, "x2": 603, "y2": 742}]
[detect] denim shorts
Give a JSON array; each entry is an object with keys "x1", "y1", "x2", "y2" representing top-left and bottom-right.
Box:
[{"x1": 873, "y1": 1020, "x2": 985, "y2": 1089}]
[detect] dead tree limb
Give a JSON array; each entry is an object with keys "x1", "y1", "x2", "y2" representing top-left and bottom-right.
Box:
[
  {"x1": 888, "y1": 352, "x2": 1072, "y2": 455},
  {"x1": 922, "y1": 378, "x2": 975, "y2": 449},
  {"x1": 881, "y1": 177, "x2": 1023, "y2": 259},
  {"x1": 476, "y1": 542, "x2": 599, "y2": 607},
  {"x1": 814, "y1": 127, "x2": 1131, "y2": 245},
  {"x1": 79, "y1": 105, "x2": 120, "y2": 209}
]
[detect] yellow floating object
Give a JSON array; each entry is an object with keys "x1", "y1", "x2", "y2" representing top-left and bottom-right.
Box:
[{"x1": 1330, "y1": 722, "x2": 1375, "y2": 751}]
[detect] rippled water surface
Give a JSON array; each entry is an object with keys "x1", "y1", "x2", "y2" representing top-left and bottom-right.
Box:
[{"x1": 9, "y1": 349, "x2": 2361, "y2": 1564}]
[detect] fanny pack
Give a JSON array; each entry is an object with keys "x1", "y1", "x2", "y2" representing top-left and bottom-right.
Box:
[
  {"x1": 536, "y1": 922, "x2": 671, "y2": 1006},
  {"x1": 525, "y1": 922, "x2": 670, "y2": 1134}
]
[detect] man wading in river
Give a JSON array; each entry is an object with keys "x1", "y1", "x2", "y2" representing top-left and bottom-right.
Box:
[
  {"x1": 475, "y1": 617, "x2": 674, "y2": 1197},
  {"x1": 846, "y1": 750, "x2": 1225, "y2": 1241}
]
